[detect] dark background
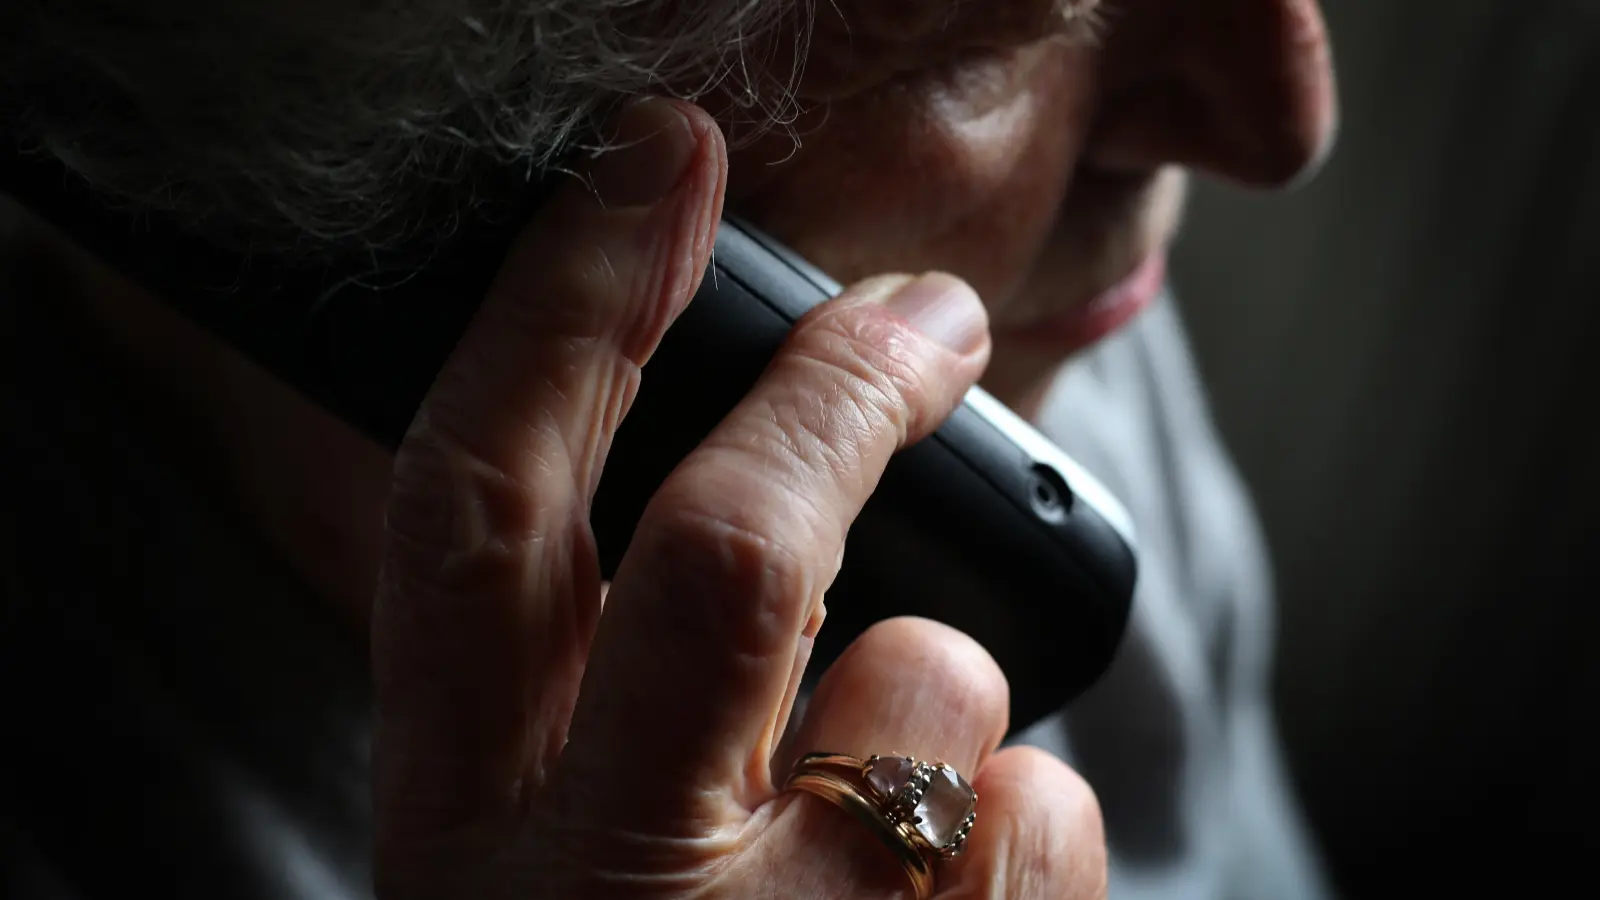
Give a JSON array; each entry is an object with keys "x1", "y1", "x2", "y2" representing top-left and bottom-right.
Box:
[{"x1": 1172, "y1": 0, "x2": 1600, "y2": 892}]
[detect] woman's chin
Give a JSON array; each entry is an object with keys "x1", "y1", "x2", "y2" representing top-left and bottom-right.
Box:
[{"x1": 993, "y1": 248, "x2": 1166, "y2": 356}]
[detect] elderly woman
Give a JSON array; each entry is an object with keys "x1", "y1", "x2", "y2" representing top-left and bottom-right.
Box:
[{"x1": 0, "y1": 1, "x2": 1335, "y2": 898}]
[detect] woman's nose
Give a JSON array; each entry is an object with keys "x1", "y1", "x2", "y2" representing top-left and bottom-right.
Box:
[{"x1": 1088, "y1": 0, "x2": 1339, "y2": 188}]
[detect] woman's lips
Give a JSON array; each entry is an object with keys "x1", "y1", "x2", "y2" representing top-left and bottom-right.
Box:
[{"x1": 994, "y1": 248, "x2": 1167, "y2": 352}]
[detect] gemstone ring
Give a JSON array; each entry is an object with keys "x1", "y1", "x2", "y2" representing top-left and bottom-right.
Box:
[{"x1": 784, "y1": 752, "x2": 979, "y2": 899}]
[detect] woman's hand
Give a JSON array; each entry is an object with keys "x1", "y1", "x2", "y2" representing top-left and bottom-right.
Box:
[{"x1": 370, "y1": 98, "x2": 1108, "y2": 899}]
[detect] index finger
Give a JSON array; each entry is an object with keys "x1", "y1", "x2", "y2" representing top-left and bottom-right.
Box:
[{"x1": 556, "y1": 270, "x2": 991, "y2": 829}]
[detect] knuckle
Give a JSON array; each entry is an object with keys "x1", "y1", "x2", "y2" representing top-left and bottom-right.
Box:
[
  {"x1": 636, "y1": 501, "x2": 823, "y2": 658},
  {"x1": 407, "y1": 329, "x2": 570, "y2": 475},
  {"x1": 385, "y1": 418, "x2": 571, "y2": 597}
]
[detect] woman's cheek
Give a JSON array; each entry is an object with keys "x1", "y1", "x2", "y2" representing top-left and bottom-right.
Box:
[{"x1": 729, "y1": 42, "x2": 1097, "y2": 315}]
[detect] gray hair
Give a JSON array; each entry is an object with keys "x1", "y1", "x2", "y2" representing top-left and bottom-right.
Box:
[{"x1": 1, "y1": 0, "x2": 811, "y2": 262}]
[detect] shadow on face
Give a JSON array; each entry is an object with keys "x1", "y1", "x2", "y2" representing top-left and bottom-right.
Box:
[{"x1": 722, "y1": 0, "x2": 1337, "y2": 404}]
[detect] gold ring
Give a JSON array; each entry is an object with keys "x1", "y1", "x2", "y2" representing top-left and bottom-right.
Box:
[{"x1": 783, "y1": 753, "x2": 978, "y2": 900}]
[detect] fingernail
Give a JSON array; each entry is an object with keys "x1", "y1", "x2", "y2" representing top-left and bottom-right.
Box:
[
  {"x1": 883, "y1": 272, "x2": 987, "y2": 355},
  {"x1": 589, "y1": 98, "x2": 698, "y2": 208}
]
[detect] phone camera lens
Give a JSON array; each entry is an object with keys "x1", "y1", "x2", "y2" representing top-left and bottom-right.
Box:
[{"x1": 1028, "y1": 463, "x2": 1073, "y2": 524}]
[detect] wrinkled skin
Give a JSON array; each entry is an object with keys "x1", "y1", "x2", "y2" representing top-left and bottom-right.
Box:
[
  {"x1": 372, "y1": 99, "x2": 1107, "y2": 899},
  {"x1": 368, "y1": 0, "x2": 1335, "y2": 897},
  {"x1": 726, "y1": 0, "x2": 1335, "y2": 411},
  {"x1": 31, "y1": 0, "x2": 1334, "y2": 897}
]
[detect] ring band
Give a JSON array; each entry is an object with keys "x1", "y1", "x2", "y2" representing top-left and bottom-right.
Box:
[{"x1": 784, "y1": 753, "x2": 978, "y2": 900}]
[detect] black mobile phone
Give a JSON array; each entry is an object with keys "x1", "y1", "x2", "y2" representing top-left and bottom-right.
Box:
[
  {"x1": 593, "y1": 220, "x2": 1138, "y2": 729},
  {"x1": 5, "y1": 141, "x2": 1135, "y2": 729}
]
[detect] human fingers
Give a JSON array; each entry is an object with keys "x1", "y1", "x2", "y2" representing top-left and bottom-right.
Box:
[
  {"x1": 557, "y1": 271, "x2": 991, "y2": 830},
  {"x1": 370, "y1": 98, "x2": 725, "y2": 866},
  {"x1": 752, "y1": 617, "x2": 1011, "y2": 899},
  {"x1": 936, "y1": 746, "x2": 1108, "y2": 900}
]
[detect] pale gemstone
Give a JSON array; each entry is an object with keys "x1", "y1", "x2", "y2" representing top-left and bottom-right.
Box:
[
  {"x1": 866, "y1": 756, "x2": 916, "y2": 800},
  {"x1": 912, "y1": 767, "x2": 975, "y2": 848}
]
